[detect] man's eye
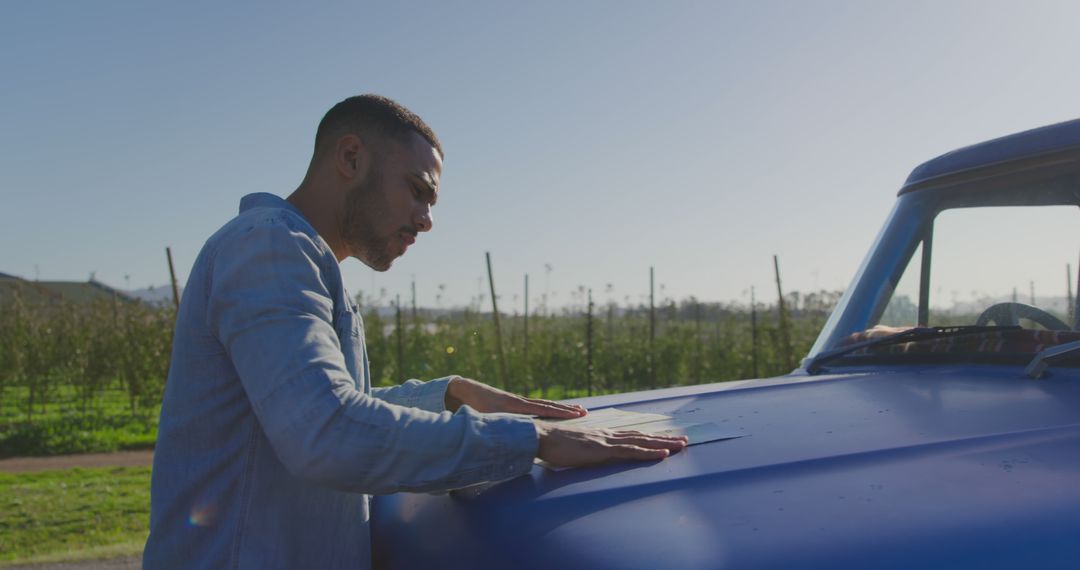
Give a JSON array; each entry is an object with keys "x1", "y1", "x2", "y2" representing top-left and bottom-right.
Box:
[{"x1": 413, "y1": 185, "x2": 435, "y2": 206}]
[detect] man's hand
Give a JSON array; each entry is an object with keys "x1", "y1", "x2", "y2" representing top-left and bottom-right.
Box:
[
  {"x1": 535, "y1": 422, "x2": 689, "y2": 468},
  {"x1": 444, "y1": 376, "x2": 586, "y2": 419}
]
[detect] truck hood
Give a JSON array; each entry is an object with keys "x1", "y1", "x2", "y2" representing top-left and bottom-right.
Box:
[{"x1": 372, "y1": 366, "x2": 1080, "y2": 569}]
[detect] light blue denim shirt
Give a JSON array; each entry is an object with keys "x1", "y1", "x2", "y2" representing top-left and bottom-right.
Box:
[{"x1": 144, "y1": 193, "x2": 538, "y2": 569}]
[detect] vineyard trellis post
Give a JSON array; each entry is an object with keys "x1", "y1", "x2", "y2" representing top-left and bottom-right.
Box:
[
  {"x1": 166, "y1": 247, "x2": 180, "y2": 311},
  {"x1": 649, "y1": 266, "x2": 656, "y2": 388},
  {"x1": 695, "y1": 300, "x2": 703, "y2": 382},
  {"x1": 586, "y1": 289, "x2": 594, "y2": 397},
  {"x1": 774, "y1": 255, "x2": 793, "y2": 371},
  {"x1": 751, "y1": 286, "x2": 759, "y2": 378},
  {"x1": 523, "y1": 273, "x2": 529, "y2": 394},
  {"x1": 411, "y1": 277, "x2": 417, "y2": 321},
  {"x1": 607, "y1": 303, "x2": 614, "y2": 340},
  {"x1": 395, "y1": 295, "x2": 404, "y2": 380},
  {"x1": 485, "y1": 252, "x2": 509, "y2": 391}
]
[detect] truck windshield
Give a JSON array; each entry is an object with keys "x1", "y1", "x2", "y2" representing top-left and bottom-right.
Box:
[{"x1": 808, "y1": 202, "x2": 1080, "y2": 366}]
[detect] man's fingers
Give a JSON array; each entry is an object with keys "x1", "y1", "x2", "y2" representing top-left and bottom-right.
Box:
[
  {"x1": 610, "y1": 444, "x2": 671, "y2": 460},
  {"x1": 514, "y1": 398, "x2": 586, "y2": 418},
  {"x1": 535, "y1": 423, "x2": 688, "y2": 467},
  {"x1": 607, "y1": 433, "x2": 689, "y2": 450},
  {"x1": 525, "y1": 397, "x2": 585, "y2": 412}
]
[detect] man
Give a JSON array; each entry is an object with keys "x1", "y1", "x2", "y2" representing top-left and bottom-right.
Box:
[{"x1": 143, "y1": 95, "x2": 687, "y2": 569}]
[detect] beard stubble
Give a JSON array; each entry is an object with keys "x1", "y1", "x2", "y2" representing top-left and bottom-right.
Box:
[{"x1": 341, "y1": 165, "x2": 397, "y2": 271}]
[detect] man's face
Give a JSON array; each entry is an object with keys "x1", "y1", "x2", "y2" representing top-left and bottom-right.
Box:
[{"x1": 341, "y1": 131, "x2": 441, "y2": 271}]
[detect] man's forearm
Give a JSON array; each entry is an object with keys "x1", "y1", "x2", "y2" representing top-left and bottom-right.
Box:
[{"x1": 372, "y1": 376, "x2": 456, "y2": 412}]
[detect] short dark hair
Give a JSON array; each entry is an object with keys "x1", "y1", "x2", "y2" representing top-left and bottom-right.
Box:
[{"x1": 314, "y1": 94, "x2": 443, "y2": 159}]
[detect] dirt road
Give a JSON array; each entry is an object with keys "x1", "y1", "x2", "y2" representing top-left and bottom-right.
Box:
[
  {"x1": 0, "y1": 450, "x2": 154, "y2": 473},
  {"x1": 1, "y1": 556, "x2": 140, "y2": 570}
]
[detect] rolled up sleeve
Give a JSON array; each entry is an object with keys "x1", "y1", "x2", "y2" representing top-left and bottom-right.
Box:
[
  {"x1": 206, "y1": 220, "x2": 537, "y2": 494},
  {"x1": 372, "y1": 376, "x2": 454, "y2": 412}
]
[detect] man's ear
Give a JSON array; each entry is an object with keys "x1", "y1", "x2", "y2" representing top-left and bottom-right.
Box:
[{"x1": 335, "y1": 134, "x2": 371, "y2": 181}]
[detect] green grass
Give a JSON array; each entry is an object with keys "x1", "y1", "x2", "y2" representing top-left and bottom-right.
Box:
[
  {"x1": 0, "y1": 387, "x2": 158, "y2": 458},
  {"x1": 0, "y1": 466, "x2": 151, "y2": 565},
  {"x1": 0, "y1": 385, "x2": 140, "y2": 423}
]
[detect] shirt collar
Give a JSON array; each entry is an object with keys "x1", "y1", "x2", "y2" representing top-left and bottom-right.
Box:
[
  {"x1": 238, "y1": 193, "x2": 305, "y2": 218},
  {"x1": 237, "y1": 192, "x2": 335, "y2": 259}
]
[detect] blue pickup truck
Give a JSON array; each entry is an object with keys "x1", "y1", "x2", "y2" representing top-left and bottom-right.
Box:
[{"x1": 373, "y1": 119, "x2": 1080, "y2": 569}]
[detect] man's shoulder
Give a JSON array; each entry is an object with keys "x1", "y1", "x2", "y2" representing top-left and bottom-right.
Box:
[
  {"x1": 186, "y1": 196, "x2": 340, "y2": 298},
  {"x1": 205, "y1": 197, "x2": 332, "y2": 261}
]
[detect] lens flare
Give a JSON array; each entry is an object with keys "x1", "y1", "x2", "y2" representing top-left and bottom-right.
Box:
[{"x1": 188, "y1": 502, "x2": 218, "y2": 527}]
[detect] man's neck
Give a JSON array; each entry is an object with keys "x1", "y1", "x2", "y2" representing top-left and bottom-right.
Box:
[{"x1": 287, "y1": 187, "x2": 347, "y2": 263}]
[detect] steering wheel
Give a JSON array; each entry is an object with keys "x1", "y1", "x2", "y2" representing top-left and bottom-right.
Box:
[{"x1": 974, "y1": 302, "x2": 1071, "y2": 330}]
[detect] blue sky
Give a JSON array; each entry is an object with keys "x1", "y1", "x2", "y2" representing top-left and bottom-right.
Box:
[{"x1": 3, "y1": 1, "x2": 1080, "y2": 310}]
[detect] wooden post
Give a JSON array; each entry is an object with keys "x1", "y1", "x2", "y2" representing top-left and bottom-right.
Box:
[
  {"x1": 774, "y1": 255, "x2": 793, "y2": 371},
  {"x1": 486, "y1": 252, "x2": 510, "y2": 391},
  {"x1": 714, "y1": 315, "x2": 722, "y2": 382},
  {"x1": 607, "y1": 303, "x2": 614, "y2": 340},
  {"x1": 586, "y1": 289, "x2": 594, "y2": 396},
  {"x1": 411, "y1": 277, "x2": 417, "y2": 321},
  {"x1": 395, "y1": 295, "x2": 404, "y2": 380},
  {"x1": 695, "y1": 300, "x2": 703, "y2": 383},
  {"x1": 166, "y1": 247, "x2": 180, "y2": 310},
  {"x1": 607, "y1": 302, "x2": 615, "y2": 390},
  {"x1": 649, "y1": 266, "x2": 656, "y2": 387},
  {"x1": 649, "y1": 267, "x2": 656, "y2": 343},
  {"x1": 524, "y1": 273, "x2": 530, "y2": 394},
  {"x1": 111, "y1": 289, "x2": 119, "y2": 327},
  {"x1": 751, "y1": 286, "x2": 759, "y2": 378}
]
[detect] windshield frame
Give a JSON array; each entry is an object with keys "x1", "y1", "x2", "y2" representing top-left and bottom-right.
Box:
[{"x1": 803, "y1": 157, "x2": 1080, "y2": 368}]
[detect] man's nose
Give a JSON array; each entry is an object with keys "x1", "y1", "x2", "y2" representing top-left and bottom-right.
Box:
[{"x1": 413, "y1": 204, "x2": 433, "y2": 233}]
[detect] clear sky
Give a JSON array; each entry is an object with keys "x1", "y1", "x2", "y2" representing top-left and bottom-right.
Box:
[{"x1": 3, "y1": 1, "x2": 1080, "y2": 311}]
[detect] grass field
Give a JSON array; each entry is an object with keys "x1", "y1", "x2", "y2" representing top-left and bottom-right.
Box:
[
  {"x1": 0, "y1": 466, "x2": 150, "y2": 566},
  {"x1": 0, "y1": 387, "x2": 158, "y2": 458}
]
